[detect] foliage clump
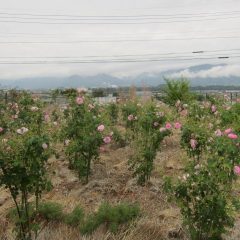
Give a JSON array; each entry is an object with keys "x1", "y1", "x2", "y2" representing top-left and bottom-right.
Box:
[
  {"x1": 81, "y1": 202, "x2": 140, "y2": 234},
  {"x1": 162, "y1": 78, "x2": 195, "y2": 106},
  {"x1": 38, "y1": 202, "x2": 64, "y2": 221},
  {"x1": 64, "y1": 205, "x2": 85, "y2": 227}
]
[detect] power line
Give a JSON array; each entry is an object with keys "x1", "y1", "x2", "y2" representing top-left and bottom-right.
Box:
[
  {"x1": 0, "y1": 11, "x2": 240, "y2": 21},
  {"x1": 0, "y1": 48, "x2": 240, "y2": 59},
  {"x1": 0, "y1": 29, "x2": 239, "y2": 39},
  {"x1": 1, "y1": 27, "x2": 239, "y2": 37},
  {"x1": 0, "y1": 36, "x2": 239, "y2": 43},
  {"x1": 0, "y1": 10, "x2": 239, "y2": 18},
  {"x1": 0, "y1": 55, "x2": 238, "y2": 64},
  {"x1": 0, "y1": 15, "x2": 239, "y2": 25}
]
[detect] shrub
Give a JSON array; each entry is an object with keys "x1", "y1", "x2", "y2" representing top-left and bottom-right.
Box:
[
  {"x1": 181, "y1": 122, "x2": 210, "y2": 161},
  {"x1": 166, "y1": 163, "x2": 235, "y2": 240},
  {"x1": 38, "y1": 202, "x2": 64, "y2": 221},
  {"x1": 61, "y1": 91, "x2": 107, "y2": 183},
  {"x1": 107, "y1": 102, "x2": 119, "y2": 124},
  {"x1": 162, "y1": 78, "x2": 195, "y2": 106},
  {"x1": 166, "y1": 125, "x2": 240, "y2": 240},
  {"x1": 221, "y1": 103, "x2": 240, "y2": 126},
  {"x1": 111, "y1": 128, "x2": 126, "y2": 148},
  {"x1": 81, "y1": 202, "x2": 140, "y2": 234},
  {"x1": 0, "y1": 92, "x2": 52, "y2": 239},
  {"x1": 64, "y1": 206, "x2": 85, "y2": 227},
  {"x1": 128, "y1": 102, "x2": 171, "y2": 184},
  {"x1": 121, "y1": 101, "x2": 140, "y2": 130},
  {"x1": 80, "y1": 214, "x2": 100, "y2": 235},
  {"x1": 7, "y1": 204, "x2": 35, "y2": 223}
]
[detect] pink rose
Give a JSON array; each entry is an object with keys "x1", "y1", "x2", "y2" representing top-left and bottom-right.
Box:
[
  {"x1": 165, "y1": 123, "x2": 172, "y2": 129},
  {"x1": 174, "y1": 122, "x2": 182, "y2": 129},
  {"x1": 180, "y1": 109, "x2": 188, "y2": 117},
  {"x1": 190, "y1": 139, "x2": 197, "y2": 150},
  {"x1": 0, "y1": 127, "x2": 3, "y2": 133},
  {"x1": 228, "y1": 133, "x2": 238, "y2": 139},
  {"x1": 234, "y1": 166, "x2": 240, "y2": 175},
  {"x1": 103, "y1": 136, "x2": 111, "y2": 144},
  {"x1": 128, "y1": 114, "x2": 134, "y2": 121},
  {"x1": 76, "y1": 96, "x2": 84, "y2": 105},
  {"x1": 215, "y1": 129, "x2": 222, "y2": 137},
  {"x1": 97, "y1": 124, "x2": 105, "y2": 132},
  {"x1": 224, "y1": 128, "x2": 232, "y2": 135},
  {"x1": 44, "y1": 113, "x2": 50, "y2": 122},
  {"x1": 211, "y1": 105, "x2": 217, "y2": 113}
]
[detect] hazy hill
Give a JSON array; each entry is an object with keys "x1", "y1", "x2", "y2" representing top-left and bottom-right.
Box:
[{"x1": 0, "y1": 64, "x2": 240, "y2": 89}]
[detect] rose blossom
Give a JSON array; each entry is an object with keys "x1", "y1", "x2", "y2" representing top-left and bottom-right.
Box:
[
  {"x1": 44, "y1": 113, "x2": 50, "y2": 122},
  {"x1": 165, "y1": 122, "x2": 172, "y2": 129},
  {"x1": 228, "y1": 133, "x2": 238, "y2": 139},
  {"x1": 224, "y1": 128, "x2": 232, "y2": 135},
  {"x1": 103, "y1": 136, "x2": 111, "y2": 144},
  {"x1": 128, "y1": 114, "x2": 134, "y2": 121},
  {"x1": 174, "y1": 122, "x2": 182, "y2": 129},
  {"x1": 0, "y1": 127, "x2": 3, "y2": 133},
  {"x1": 42, "y1": 143, "x2": 48, "y2": 149},
  {"x1": 234, "y1": 166, "x2": 240, "y2": 175},
  {"x1": 180, "y1": 109, "x2": 188, "y2": 117},
  {"x1": 97, "y1": 124, "x2": 105, "y2": 132},
  {"x1": 76, "y1": 96, "x2": 84, "y2": 105},
  {"x1": 160, "y1": 127, "x2": 166, "y2": 132},
  {"x1": 211, "y1": 105, "x2": 217, "y2": 113},
  {"x1": 190, "y1": 139, "x2": 197, "y2": 150},
  {"x1": 214, "y1": 129, "x2": 222, "y2": 137}
]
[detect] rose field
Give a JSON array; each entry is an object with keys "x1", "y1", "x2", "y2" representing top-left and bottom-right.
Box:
[{"x1": 0, "y1": 80, "x2": 240, "y2": 240}]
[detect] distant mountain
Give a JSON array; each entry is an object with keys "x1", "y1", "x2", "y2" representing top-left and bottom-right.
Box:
[{"x1": 0, "y1": 64, "x2": 240, "y2": 89}]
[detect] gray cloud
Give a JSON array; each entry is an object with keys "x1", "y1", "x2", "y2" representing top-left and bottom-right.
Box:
[{"x1": 167, "y1": 64, "x2": 240, "y2": 79}]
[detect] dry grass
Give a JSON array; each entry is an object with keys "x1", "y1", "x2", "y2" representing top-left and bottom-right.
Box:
[
  {"x1": 3, "y1": 129, "x2": 239, "y2": 240},
  {"x1": 0, "y1": 130, "x2": 186, "y2": 239}
]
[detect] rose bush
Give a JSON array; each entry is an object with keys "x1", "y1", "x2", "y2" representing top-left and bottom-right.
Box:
[
  {"x1": 0, "y1": 92, "x2": 52, "y2": 239},
  {"x1": 60, "y1": 90, "x2": 111, "y2": 183}
]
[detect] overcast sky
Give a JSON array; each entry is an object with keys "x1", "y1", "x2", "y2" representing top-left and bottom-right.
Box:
[{"x1": 0, "y1": 0, "x2": 240, "y2": 79}]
